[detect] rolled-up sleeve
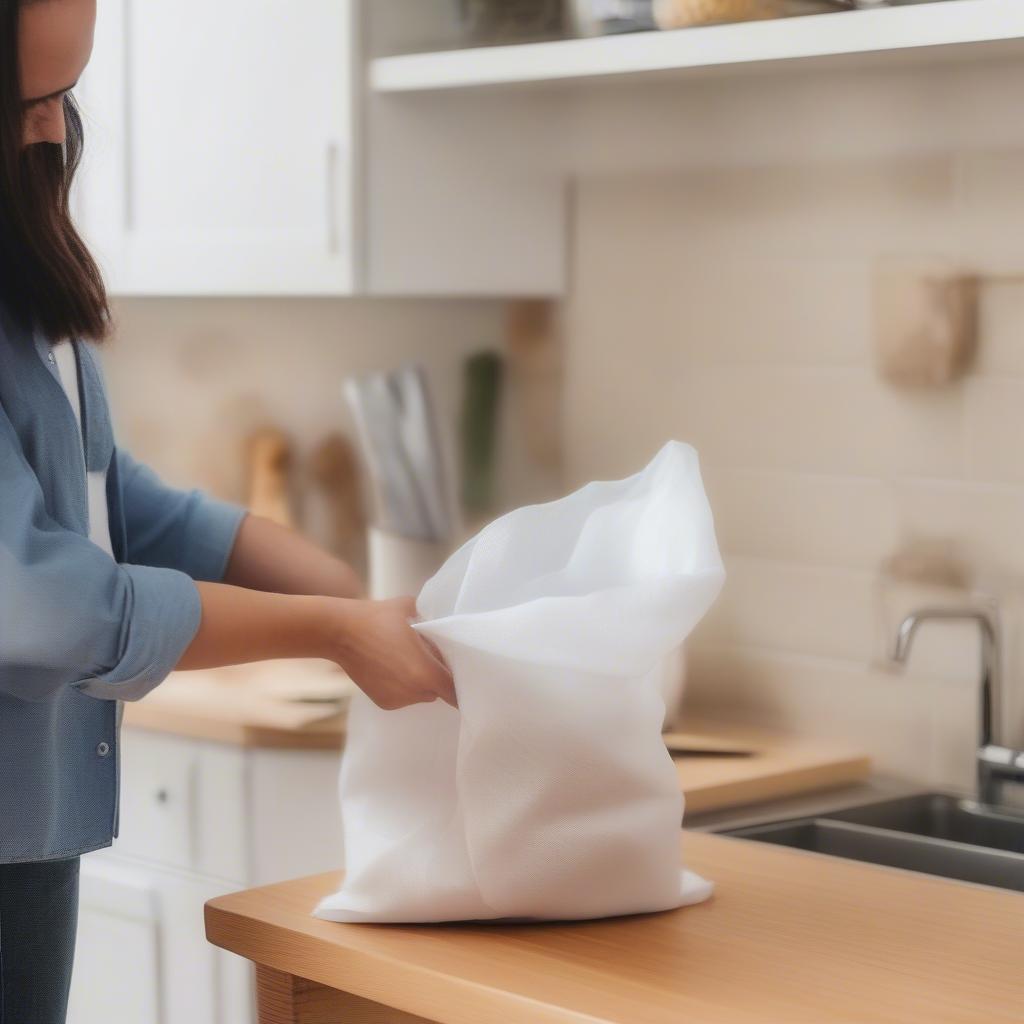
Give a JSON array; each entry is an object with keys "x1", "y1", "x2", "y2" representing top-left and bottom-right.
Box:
[
  {"x1": 0, "y1": 410, "x2": 203, "y2": 703},
  {"x1": 117, "y1": 449, "x2": 246, "y2": 583}
]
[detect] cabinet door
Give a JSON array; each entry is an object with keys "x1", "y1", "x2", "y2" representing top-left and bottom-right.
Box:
[
  {"x1": 115, "y1": 730, "x2": 248, "y2": 883},
  {"x1": 68, "y1": 859, "x2": 161, "y2": 1024},
  {"x1": 70, "y1": 855, "x2": 253, "y2": 1024},
  {"x1": 76, "y1": 0, "x2": 357, "y2": 296}
]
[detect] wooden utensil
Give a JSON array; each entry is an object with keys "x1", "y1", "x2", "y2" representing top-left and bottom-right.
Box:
[
  {"x1": 246, "y1": 427, "x2": 294, "y2": 528},
  {"x1": 308, "y1": 433, "x2": 365, "y2": 569}
]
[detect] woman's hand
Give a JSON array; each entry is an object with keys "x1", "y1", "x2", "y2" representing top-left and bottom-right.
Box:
[
  {"x1": 330, "y1": 597, "x2": 456, "y2": 711},
  {"x1": 181, "y1": 587, "x2": 455, "y2": 711}
]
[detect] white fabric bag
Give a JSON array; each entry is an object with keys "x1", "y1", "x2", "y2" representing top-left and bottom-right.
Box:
[{"x1": 315, "y1": 442, "x2": 725, "y2": 924}]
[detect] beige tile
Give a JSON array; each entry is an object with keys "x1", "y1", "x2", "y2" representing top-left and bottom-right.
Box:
[
  {"x1": 684, "y1": 645, "x2": 934, "y2": 782},
  {"x1": 706, "y1": 471, "x2": 896, "y2": 570},
  {"x1": 926, "y1": 675, "x2": 984, "y2": 793},
  {"x1": 894, "y1": 480, "x2": 1024, "y2": 586},
  {"x1": 574, "y1": 256, "x2": 871, "y2": 369},
  {"x1": 662, "y1": 367, "x2": 966, "y2": 480},
  {"x1": 709, "y1": 472, "x2": 1024, "y2": 588},
  {"x1": 965, "y1": 378, "x2": 1024, "y2": 485},
  {"x1": 975, "y1": 280, "x2": 1024, "y2": 378},
  {"x1": 696, "y1": 558, "x2": 981, "y2": 682},
  {"x1": 955, "y1": 150, "x2": 1024, "y2": 271},
  {"x1": 578, "y1": 157, "x2": 957, "y2": 263}
]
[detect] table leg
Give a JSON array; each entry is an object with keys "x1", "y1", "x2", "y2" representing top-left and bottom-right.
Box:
[{"x1": 255, "y1": 965, "x2": 434, "y2": 1024}]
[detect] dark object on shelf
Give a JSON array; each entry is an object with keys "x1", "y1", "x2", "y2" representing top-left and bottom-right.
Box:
[
  {"x1": 458, "y1": 0, "x2": 567, "y2": 44},
  {"x1": 571, "y1": 0, "x2": 657, "y2": 35},
  {"x1": 460, "y1": 351, "x2": 504, "y2": 515}
]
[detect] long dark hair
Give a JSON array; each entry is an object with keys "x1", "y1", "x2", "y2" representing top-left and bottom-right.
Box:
[{"x1": 0, "y1": 0, "x2": 108, "y2": 341}]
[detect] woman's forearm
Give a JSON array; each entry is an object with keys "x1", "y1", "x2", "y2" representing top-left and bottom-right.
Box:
[
  {"x1": 223, "y1": 513, "x2": 363, "y2": 600},
  {"x1": 177, "y1": 582, "x2": 335, "y2": 671},
  {"x1": 177, "y1": 584, "x2": 456, "y2": 708}
]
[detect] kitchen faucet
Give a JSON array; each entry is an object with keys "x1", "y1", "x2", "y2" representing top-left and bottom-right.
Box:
[{"x1": 891, "y1": 607, "x2": 1024, "y2": 807}]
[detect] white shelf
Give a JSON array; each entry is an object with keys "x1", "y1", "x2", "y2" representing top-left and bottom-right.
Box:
[{"x1": 372, "y1": 0, "x2": 1024, "y2": 93}]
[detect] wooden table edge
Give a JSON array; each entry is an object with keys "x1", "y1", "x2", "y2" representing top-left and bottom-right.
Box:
[{"x1": 204, "y1": 893, "x2": 602, "y2": 1024}]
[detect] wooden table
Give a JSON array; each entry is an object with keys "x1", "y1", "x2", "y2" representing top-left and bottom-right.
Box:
[{"x1": 205, "y1": 832, "x2": 1024, "y2": 1024}]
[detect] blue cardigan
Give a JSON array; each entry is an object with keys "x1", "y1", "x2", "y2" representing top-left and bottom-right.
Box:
[{"x1": 0, "y1": 302, "x2": 245, "y2": 863}]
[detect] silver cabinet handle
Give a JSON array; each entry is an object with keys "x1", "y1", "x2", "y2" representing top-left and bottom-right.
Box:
[
  {"x1": 326, "y1": 141, "x2": 340, "y2": 256},
  {"x1": 122, "y1": 0, "x2": 135, "y2": 231}
]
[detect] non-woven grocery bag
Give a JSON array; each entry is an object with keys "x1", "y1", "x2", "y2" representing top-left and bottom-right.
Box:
[{"x1": 315, "y1": 441, "x2": 726, "y2": 924}]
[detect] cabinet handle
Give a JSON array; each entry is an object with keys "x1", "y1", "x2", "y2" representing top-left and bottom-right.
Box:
[
  {"x1": 155, "y1": 788, "x2": 169, "y2": 805},
  {"x1": 121, "y1": 0, "x2": 135, "y2": 231},
  {"x1": 326, "y1": 141, "x2": 340, "y2": 256}
]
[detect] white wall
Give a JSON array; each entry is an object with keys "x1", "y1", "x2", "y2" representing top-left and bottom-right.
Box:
[{"x1": 565, "y1": 71, "x2": 1024, "y2": 789}]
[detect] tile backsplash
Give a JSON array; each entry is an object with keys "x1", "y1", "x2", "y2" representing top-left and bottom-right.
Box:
[
  {"x1": 565, "y1": 154, "x2": 1024, "y2": 789},
  {"x1": 101, "y1": 296, "x2": 550, "y2": 555}
]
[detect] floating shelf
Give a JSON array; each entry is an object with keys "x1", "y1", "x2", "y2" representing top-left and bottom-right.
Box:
[{"x1": 371, "y1": 0, "x2": 1024, "y2": 93}]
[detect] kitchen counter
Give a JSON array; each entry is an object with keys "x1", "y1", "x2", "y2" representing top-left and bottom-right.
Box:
[
  {"x1": 122, "y1": 661, "x2": 351, "y2": 750},
  {"x1": 206, "y1": 830, "x2": 1024, "y2": 1024},
  {"x1": 670, "y1": 719, "x2": 870, "y2": 814},
  {"x1": 125, "y1": 666, "x2": 869, "y2": 811}
]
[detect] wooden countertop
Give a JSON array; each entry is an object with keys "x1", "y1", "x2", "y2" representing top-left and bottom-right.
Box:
[
  {"x1": 123, "y1": 661, "x2": 352, "y2": 750},
  {"x1": 125, "y1": 667, "x2": 869, "y2": 811},
  {"x1": 671, "y1": 720, "x2": 870, "y2": 814},
  {"x1": 206, "y1": 831, "x2": 1024, "y2": 1024}
]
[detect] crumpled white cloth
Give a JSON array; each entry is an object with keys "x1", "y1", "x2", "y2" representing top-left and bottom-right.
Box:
[{"x1": 315, "y1": 441, "x2": 725, "y2": 924}]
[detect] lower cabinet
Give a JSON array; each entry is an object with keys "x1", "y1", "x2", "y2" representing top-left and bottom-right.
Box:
[
  {"x1": 68, "y1": 859, "x2": 161, "y2": 1024},
  {"x1": 67, "y1": 729, "x2": 344, "y2": 1024},
  {"x1": 69, "y1": 859, "x2": 250, "y2": 1024}
]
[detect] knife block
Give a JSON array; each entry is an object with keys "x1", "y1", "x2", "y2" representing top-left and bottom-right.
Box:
[{"x1": 368, "y1": 527, "x2": 448, "y2": 600}]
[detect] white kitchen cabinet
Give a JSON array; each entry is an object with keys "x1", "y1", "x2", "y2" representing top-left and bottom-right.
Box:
[
  {"x1": 76, "y1": 0, "x2": 357, "y2": 296},
  {"x1": 74, "y1": 0, "x2": 565, "y2": 297},
  {"x1": 68, "y1": 860, "x2": 161, "y2": 1024},
  {"x1": 68, "y1": 729, "x2": 344, "y2": 1024},
  {"x1": 70, "y1": 859, "x2": 248, "y2": 1024}
]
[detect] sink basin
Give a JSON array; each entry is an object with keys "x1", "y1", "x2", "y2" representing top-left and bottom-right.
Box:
[
  {"x1": 824, "y1": 793, "x2": 1024, "y2": 854},
  {"x1": 725, "y1": 793, "x2": 1024, "y2": 893}
]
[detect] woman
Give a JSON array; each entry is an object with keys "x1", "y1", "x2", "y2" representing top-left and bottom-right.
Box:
[{"x1": 0, "y1": 1, "x2": 455, "y2": 1020}]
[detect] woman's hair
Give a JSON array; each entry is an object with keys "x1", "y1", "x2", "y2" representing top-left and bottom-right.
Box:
[{"x1": 0, "y1": 0, "x2": 108, "y2": 341}]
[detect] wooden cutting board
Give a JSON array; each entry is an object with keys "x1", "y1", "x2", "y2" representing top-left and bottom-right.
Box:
[{"x1": 675, "y1": 718, "x2": 870, "y2": 814}]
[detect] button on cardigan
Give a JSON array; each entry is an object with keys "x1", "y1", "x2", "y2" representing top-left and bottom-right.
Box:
[{"x1": 0, "y1": 302, "x2": 245, "y2": 862}]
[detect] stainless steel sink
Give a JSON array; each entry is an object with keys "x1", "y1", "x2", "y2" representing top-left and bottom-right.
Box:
[{"x1": 725, "y1": 793, "x2": 1024, "y2": 892}]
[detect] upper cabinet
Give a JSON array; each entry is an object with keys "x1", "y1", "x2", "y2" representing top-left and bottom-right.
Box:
[
  {"x1": 77, "y1": 0, "x2": 358, "y2": 295},
  {"x1": 74, "y1": 0, "x2": 566, "y2": 297}
]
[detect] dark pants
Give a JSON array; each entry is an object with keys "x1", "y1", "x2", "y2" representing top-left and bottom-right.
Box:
[{"x1": 0, "y1": 858, "x2": 80, "y2": 1024}]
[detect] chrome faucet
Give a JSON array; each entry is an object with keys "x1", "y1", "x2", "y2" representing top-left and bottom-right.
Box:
[{"x1": 891, "y1": 607, "x2": 1024, "y2": 807}]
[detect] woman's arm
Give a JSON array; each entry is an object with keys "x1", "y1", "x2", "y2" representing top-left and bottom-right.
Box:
[
  {"x1": 178, "y1": 585, "x2": 456, "y2": 709},
  {"x1": 117, "y1": 450, "x2": 362, "y2": 599},
  {"x1": 117, "y1": 450, "x2": 450, "y2": 710},
  {"x1": 223, "y1": 513, "x2": 363, "y2": 599},
  {"x1": 0, "y1": 415, "x2": 202, "y2": 703}
]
